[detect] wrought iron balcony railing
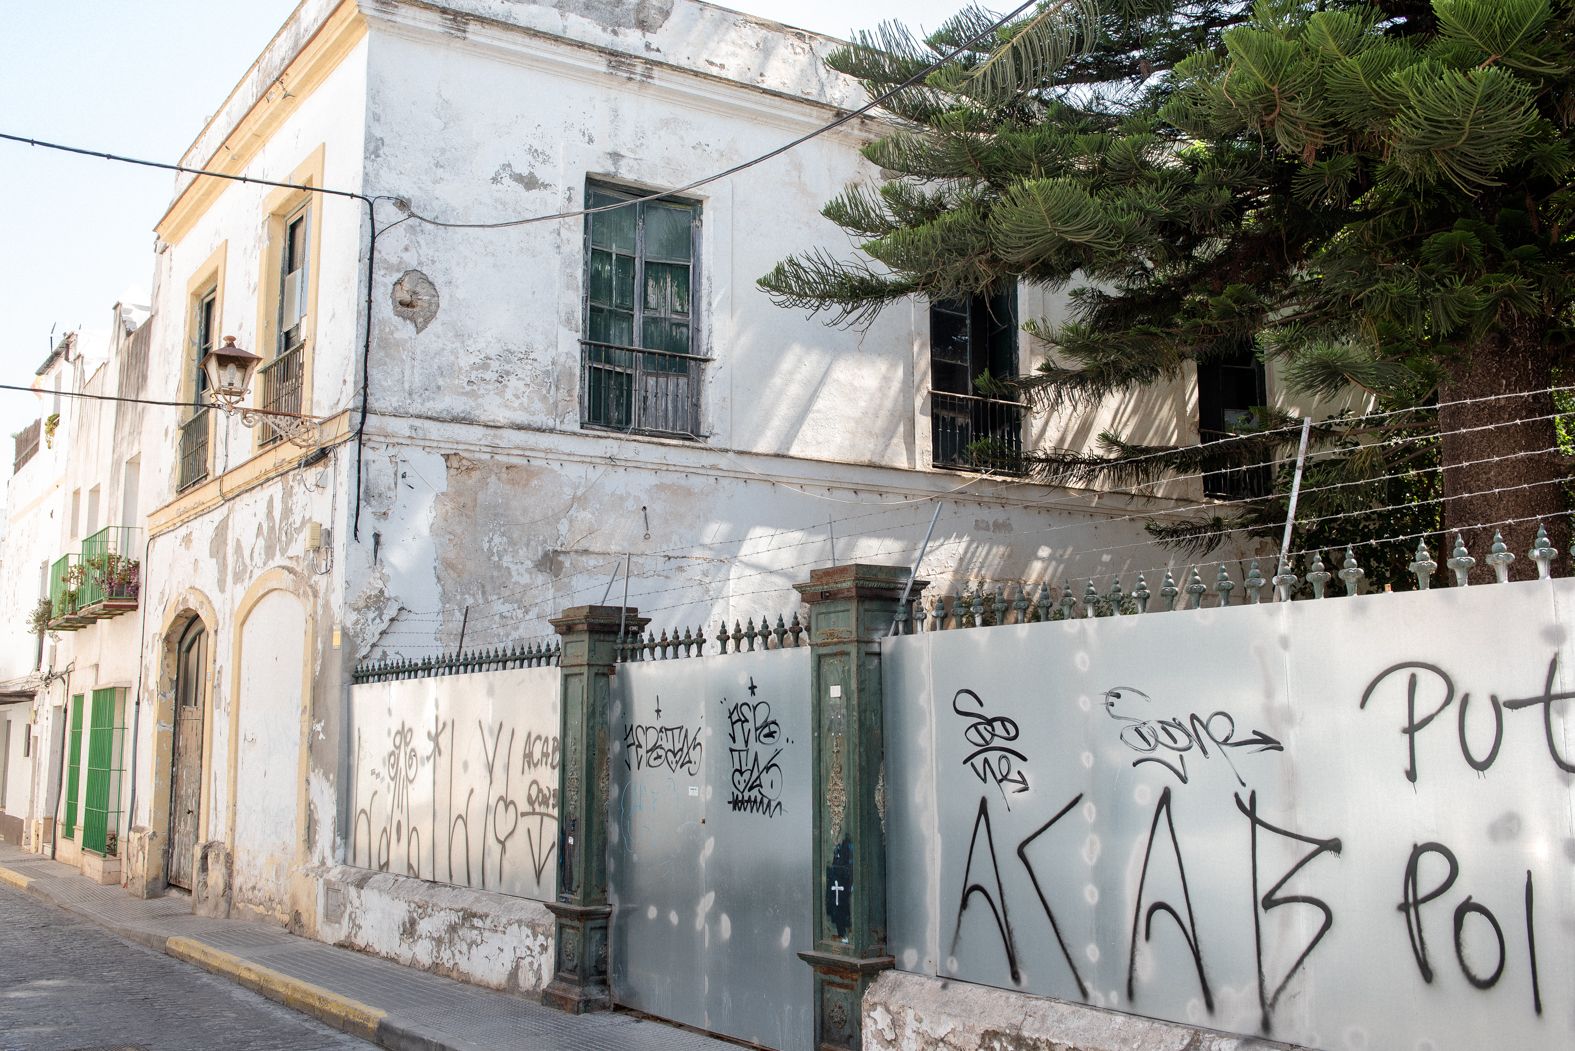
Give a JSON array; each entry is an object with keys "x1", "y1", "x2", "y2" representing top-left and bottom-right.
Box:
[
  {"x1": 177, "y1": 407, "x2": 211, "y2": 492},
  {"x1": 257, "y1": 346, "x2": 304, "y2": 448},
  {"x1": 930, "y1": 390, "x2": 1026, "y2": 474}
]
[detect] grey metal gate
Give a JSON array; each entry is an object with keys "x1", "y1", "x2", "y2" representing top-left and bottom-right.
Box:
[{"x1": 608, "y1": 648, "x2": 813, "y2": 1051}]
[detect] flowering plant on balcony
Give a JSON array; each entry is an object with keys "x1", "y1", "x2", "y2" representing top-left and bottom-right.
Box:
[
  {"x1": 85, "y1": 552, "x2": 141, "y2": 600},
  {"x1": 27, "y1": 598, "x2": 51, "y2": 635}
]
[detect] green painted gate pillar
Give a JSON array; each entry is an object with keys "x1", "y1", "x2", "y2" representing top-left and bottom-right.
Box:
[
  {"x1": 543, "y1": 604, "x2": 646, "y2": 1014},
  {"x1": 794, "y1": 564, "x2": 924, "y2": 1051}
]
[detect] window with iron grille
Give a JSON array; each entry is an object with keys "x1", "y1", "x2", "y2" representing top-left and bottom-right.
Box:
[
  {"x1": 178, "y1": 288, "x2": 217, "y2": 492},
  {"x1": 260, "y1": 205, "x2": 310, "y2": 448},
  {"x1": 929, "y1": 291, "x2": 1024, "y2": 472},
  {"x1": 1197, "y1": 346, "x2": 1269, "y2": 500},
  {"x1": 581, "y1": 183, "x2": 703, "y2": 438}
]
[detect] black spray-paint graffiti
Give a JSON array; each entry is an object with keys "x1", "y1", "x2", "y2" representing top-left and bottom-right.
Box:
[
  {"x1": 623, "y1": 697, "x2": 704, "y2": 775},
  {"x1": 726, "y1": 698, "x2": 785, "y2": 817},
  {"x1": 952, "y1": 689, "x2": 1029, "y2": 805},
  {"x1": 1360, "y1": 654, "x2": 1575, "y2": 783},
  {"x1": 951, "y1": 785, "x2": 1344, "y2": 1034},
  {"x1": 352, "y1": 708, "x2": 559, "y2": 895},
  {"x1": 1102, "y1": 687, "x2": 1283, "y2": 787},
  {"x1": 948, "y1": 657, "x2": 1567, "y2": 1036}
]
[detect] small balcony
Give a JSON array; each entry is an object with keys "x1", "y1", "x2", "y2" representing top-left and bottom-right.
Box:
[
  {"x1": 177, "y1": 407, "x2": 212, "y2": 492},
  {"x1": 930, "y1": 390, "x2": 1027, "y2": 474},
  {"x1": 47, "y1": 527, "x2": 142, "y2": 632},
  {"x1": 257, "y1": 346, "x2": 304, "y2": 449}
]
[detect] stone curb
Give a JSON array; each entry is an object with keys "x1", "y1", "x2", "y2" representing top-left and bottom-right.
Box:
[
  {"x1": 0, "y1": 860, "x2": 466, "y2": 1051},
  {"x1": 166, "y1": 935, "x2": 387, "y2": 1042}
]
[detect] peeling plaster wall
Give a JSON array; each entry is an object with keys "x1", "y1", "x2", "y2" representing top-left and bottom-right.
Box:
[
  {"x1": 350, "y1": 432, "x2": 1263, "y2": 657},
  {"x1": 863, "y1": 971, "x2": 1295, "y2": 1051},
  {"x1": 314, "y1": 864, "x2": 555, "y2": 993}
]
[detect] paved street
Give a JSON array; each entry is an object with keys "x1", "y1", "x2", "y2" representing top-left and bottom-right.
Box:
[{"x1": 0, "y1": 883, "x2": 371, "y2": 1051}]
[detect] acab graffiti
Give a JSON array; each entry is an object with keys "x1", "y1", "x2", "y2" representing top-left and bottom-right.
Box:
[{"x1": 947, "y1": 657, "x2": 1572, "y2": 1039}]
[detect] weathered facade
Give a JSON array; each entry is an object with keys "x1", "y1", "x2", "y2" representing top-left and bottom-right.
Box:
[{"x1": 1, "y1": 0, "x2": 1321, "y2": 1033}]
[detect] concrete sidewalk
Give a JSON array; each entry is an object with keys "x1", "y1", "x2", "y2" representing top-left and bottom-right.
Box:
[{"x1": 0, "y1": 845, "x2": 736, "y2": 1051}]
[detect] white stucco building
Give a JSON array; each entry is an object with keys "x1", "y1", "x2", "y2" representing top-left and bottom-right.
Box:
[{"x1": 4, "y1": 0, "x2": 1282, "y2": 997}]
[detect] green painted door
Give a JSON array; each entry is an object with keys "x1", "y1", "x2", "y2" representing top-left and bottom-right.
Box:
[
  {"x1": 81, "y1": 688, "x2": 123, "y2": 856},
  {"x1": 62, "y1": 695, "x2": 83, "y2": 840}
]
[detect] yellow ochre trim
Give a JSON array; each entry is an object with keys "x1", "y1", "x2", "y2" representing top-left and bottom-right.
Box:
[
  {"x1": 156, "y1": 1, "x2": 365, "y2": 246},
  {"x1": 165, "y1": 936, "x2": 385, "y2": 1040},
  {"x1": 146, "y1": 410, "x2": 352, "y2": 537},
  {"x1": 0, "y1": 866, "x2": 35, "y2": 892}
]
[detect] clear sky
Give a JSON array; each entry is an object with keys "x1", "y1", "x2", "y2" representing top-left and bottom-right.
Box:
[{"x1": 0, "y1": 0, "x2": 965, "y2": 443}]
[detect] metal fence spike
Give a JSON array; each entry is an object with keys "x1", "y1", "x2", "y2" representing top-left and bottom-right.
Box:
[
  {"x1": 1530, "y1": 524, "x2": 1557, "y2": 580},
  {"x1": 1133, "y1": 574, "x2": 1151, "y2": 614},
  {"x1": 1184, "y1": 568, "x2": 1207, "y2": 610},
  {"x1": 992, "y1": 585, "x2": 1008, "y2": 626},
  {"x1": 1271, "y1": 560, "x2": 1298, "y2": 603},
  {"x1": 744, "y1": 617, "x2": 757, "y2": 652},
  {"x1": 732, "y1": 620, "x2": 744, "y2": 653},
  {"x1": 970, "y1": 582, "x2": 986, "y2": 626},
  {"x1": 1486, "y1": 530, "x2": 1516, "y2": 584},
  {"x1": 1083, "y1": 579, "x2": 1099, "y2": 618},
  {"x1": 1447, "y1": 533, "x2": 1476, "y2": 588},
  {"x1": 1305, "y1": 552, "x2": 1331, "y2": 600},
  {"x1": 789, "y1": 611, "x2": 805, "y2": 646},
  {"x1": 716, "y1": 622, "x2": 730, "y2": 654},
  {"x1": 1058, "y1": 582, "x2": 1077, "y2": 621},
  {"x1": 1036, "y1": 582, "x2": 1053, "y2": 623},
  {"x1": 1339, "y1": 546, "x2": 1366, "y2": 597},
  {"x1": 1243, "y1": 561, "x2": 1266, "y2": 604},
  {"x1": 774, "y1": 614, "x2": 788, "y2": 649},
  {"x1": 913, "y1": 598, "x2": 928, "y2": 632},
  {"x1": 1108, "y1": 577, "x2": 1125, "y2": 617},
  {"x1": 1160, "y1": 570, "x2": 1180, "y2": 612},
  {"x1": 1013, "y1": 582, "x2": 1030, "y2": 624},
  {"x1": 1409, "y1": 539, "x2": 1437, "y2": 591},
  {"x1": 1214, "y1": 565, "x2": 1235, "y2": 607}
]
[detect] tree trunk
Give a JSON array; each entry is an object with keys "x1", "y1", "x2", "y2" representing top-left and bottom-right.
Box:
[{"x1": 1436, "y1": 319, "x2": 1568, "y2": 583}]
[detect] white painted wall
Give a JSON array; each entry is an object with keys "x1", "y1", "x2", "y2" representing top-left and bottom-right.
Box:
[{"x1": 232, "y1": 588, "x2": 308, "y2": 917}]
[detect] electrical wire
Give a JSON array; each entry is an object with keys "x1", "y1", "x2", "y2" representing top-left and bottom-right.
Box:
[{"x1": 0, "y1": 381, "x2": 320, "y2": 420}]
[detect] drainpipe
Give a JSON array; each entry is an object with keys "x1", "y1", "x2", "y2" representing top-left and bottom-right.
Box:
[
  {"x1": 49, "y1": 662, "x2": 74, "y2": 862},
  {"x1": 124, "y1": 530, "x2": 153, "y2": 859}
]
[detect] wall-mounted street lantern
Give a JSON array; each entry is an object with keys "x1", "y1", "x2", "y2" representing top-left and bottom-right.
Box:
[
  {"x1": 199, "y1": 336, "x2": 262, "y2": 410},
  {"x1": 198, "y1": 335, "x2": 320, "y2": 448}
]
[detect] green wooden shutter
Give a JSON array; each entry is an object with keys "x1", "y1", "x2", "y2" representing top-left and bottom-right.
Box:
[
  {"x1": 62, "y1": 695, "x2": 84, "y2": 839},
  {"x1": 82, "y1": 688, "x2": 123, "y2": 856}
]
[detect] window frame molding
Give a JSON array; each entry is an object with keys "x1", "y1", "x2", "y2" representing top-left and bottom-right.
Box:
[
  {"x1": 579, "y1": 178, "x2": 706, "y2": 440},
  {"x1": 252, "y1": 145, "x2": 325, "y2": 452}
]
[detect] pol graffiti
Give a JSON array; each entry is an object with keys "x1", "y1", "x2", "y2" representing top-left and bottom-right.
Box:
[{"x1": 944, "y1": 655, "x2": 1572, "y2": 1044}]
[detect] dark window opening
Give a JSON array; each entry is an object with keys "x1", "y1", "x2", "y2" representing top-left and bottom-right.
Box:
[
  {"x1": 1197, "y1": 347, "x2": 1269, "y2": 500},
  {"x1": 929, "y1": 291, "x2": 1023, "y2": 472}
]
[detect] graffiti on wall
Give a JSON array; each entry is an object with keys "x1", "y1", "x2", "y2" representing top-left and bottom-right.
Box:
[
  {"x1": 349, "y1": 668, "x2": 559, "y2": 901},
  {"x1": 890, "y1": 586, "x2": 1575, "y2": 1051}
]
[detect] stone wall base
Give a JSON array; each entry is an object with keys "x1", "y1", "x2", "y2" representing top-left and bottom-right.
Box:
[
  {"x1": 193, "y1": 840, "x2": 233, "y2": 918},
  {"x1": 80, "y1": 850, "x2": 121, "y2": 886},
  {"x1": 311, "y1": 865, "x2": 554, "y2": 996},
  {"x1": 863, "y1": 972, "x2": 1302, "y2": 1051}
]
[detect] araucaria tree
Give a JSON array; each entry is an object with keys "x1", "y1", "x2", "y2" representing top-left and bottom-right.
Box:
[{"x1": 762, "y1": 0, "x2": 1574, "y2": 581}]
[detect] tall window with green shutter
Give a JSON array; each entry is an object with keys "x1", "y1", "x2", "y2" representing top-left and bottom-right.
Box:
[
  {"x1": 81, "y1": 688, "x2": 126, "y2": 856},
  {"x1": 581, "y1": 183, "x2": 703, "y2": 437},
  {"x1": 62, "y1": 694, "x2": 84, "y2": 839}
]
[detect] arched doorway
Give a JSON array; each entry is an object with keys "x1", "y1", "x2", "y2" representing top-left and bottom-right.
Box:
[{"x1": 167, "y1": 617, "x2": 208, "y2": 890}]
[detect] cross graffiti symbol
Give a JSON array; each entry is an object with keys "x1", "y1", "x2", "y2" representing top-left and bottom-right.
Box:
[
  {"x1": 654, "y1": 696, "x2": 662, "y2": 720},
  {"x1": 748, "y1": 676, "x2": 758, "y2": 696},
  {"x1": 831, "y1": 880, "x2": 845, "y2": 905}
]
